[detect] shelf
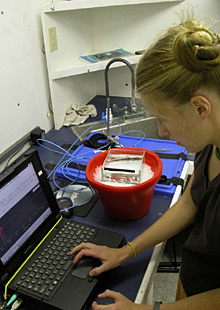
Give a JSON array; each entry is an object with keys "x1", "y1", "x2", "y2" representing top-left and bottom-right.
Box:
[
  {"x1": 42, "y1": 0, "x2": 187, "y2": 129},
  {"x1": 44, "y1": 0, "x2": 185, "y2": 13},
  {"x1": 51, "y1": 54, "x2": 141, "y2": 80}
]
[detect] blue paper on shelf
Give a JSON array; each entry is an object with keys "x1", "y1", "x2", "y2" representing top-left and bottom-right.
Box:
[{"x1": 56, "y1": 133, "x2": 188, "y2": 197}]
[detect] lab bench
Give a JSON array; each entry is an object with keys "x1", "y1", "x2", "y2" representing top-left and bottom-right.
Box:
[{"x1": 12, "y1": 126, "x2": 192, "y2": 308}]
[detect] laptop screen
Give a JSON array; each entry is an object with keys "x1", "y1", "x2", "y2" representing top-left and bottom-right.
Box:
[{"x1": 0, "y1": 162, "x2": 52, "y2": 265}]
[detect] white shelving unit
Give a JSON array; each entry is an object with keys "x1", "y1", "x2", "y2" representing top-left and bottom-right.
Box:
[
  {"x1": 42, "y1": 0, "x2": 185, "y2": 129},
  {"x1": 51, "y1": 54, "x2": 141, "y2": 80},
  {"x1": 44, "y1": 0, "x2": 184, "y2": 13}
]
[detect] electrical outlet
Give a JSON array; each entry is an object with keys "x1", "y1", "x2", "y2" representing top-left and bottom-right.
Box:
[{"x1": 48, "y1": 27, "x2": 58, "y2": 52}]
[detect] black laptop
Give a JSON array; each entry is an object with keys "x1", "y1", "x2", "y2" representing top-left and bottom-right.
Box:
[{"x1": 0, "y1": 150, "x2": 126, "y2": 310}]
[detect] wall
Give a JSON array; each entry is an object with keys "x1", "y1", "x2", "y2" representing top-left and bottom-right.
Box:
[
  {"x1": 0, "y1": 0, "x2": 53, "y2": 156},
  {"x1": 0, "y1": 0, "x2": 220, "y2": 157}
]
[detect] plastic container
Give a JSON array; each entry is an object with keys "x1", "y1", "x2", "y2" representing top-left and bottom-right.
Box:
[
  {"x1": 101, "y1": 148, "x2": 145, "y2": 185},
  {"x1": 86, "y1": 147, "x2": 162, "y2": 221}
]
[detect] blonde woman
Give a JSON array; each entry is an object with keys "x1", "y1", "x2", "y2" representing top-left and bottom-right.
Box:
[{"x1": 70, "y1": 18, "x2": 220, "y2": 310}]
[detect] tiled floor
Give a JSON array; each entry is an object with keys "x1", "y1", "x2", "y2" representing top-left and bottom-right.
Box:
[
  {"x1": 153, "y1": 272, "x2": 179, "y2": 303},
  {"x1": 152, "y1": 227, "x2": 192, "y2": 304}
]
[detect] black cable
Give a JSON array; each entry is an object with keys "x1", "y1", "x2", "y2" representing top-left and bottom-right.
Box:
[
  {"x1": 83, "y1": 133, "x2": 115, "y2": 149},
  {"x1": 1, "y1": 141, "x2": 27, "y2": 174}
]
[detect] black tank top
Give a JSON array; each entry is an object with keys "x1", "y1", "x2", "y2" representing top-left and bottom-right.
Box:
[{"x1": 180, "y1": 144, "x2": 220, "y2": 296}]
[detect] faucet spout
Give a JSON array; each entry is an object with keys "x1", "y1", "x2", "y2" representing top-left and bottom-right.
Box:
[
  {"x1": 105, "y1": 58, "x2": 135, "y2": 106},
  {"x1": 105, "y1": 58, "x2": 136, "y2": 141}
]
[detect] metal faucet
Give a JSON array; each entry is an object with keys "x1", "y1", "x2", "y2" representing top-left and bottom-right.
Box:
[{"x1": 104, "y1": 58, "x2": 137, "y2": 141}]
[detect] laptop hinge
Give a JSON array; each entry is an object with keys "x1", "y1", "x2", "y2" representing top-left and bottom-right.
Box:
[
  {"x1": 24, "y1": 244, "x2": 35, "y2": 257},
  {"x1": 0, "y1": 273, "x2": 10, "y2": 286},
  {"x1": 55, "y1": 214, "x2": 61, "y2": 221}
]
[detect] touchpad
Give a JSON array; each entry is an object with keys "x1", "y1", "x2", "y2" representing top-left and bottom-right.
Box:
[{"x1": 72, "y1": 258, "x2": 96, "y2": 279}]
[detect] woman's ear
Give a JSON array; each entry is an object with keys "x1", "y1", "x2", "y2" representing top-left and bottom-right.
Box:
[{"x1": 190, "y1": 95, "x2": 211, "y2": 116}]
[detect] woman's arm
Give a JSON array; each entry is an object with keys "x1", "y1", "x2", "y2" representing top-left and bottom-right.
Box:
[
  {"x1": 91, "y1": 287, "x2": 220, "y2": 310},
  {"x1": 160, "y1": 288, "x2": 220, "y2": 310}
]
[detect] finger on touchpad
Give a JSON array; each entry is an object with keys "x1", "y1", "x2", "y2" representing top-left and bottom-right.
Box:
[{"x1": 72, "y1": 258, "x2": 95, "y2": 279}]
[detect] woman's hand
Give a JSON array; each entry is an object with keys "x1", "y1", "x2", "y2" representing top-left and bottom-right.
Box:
[
  {"x1": 92, "y1": 290, "x2": 143, "y2": 310},
  {"x1": 69, "y1": 242, "x2": 130, "y2": 277}
]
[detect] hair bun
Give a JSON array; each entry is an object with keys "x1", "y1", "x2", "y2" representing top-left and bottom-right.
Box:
[{"x1": 173, "y1": 25, "x2": 220, "y2": 72}]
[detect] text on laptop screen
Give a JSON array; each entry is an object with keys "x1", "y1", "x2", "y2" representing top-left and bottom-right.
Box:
[{"x1": 0, "y1": 162, "x2": 52, "y2": 265}]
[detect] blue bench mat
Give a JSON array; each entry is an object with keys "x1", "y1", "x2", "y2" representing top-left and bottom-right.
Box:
[{"x1": 56, "y1": 133, "x2": 188, "y2": 197}]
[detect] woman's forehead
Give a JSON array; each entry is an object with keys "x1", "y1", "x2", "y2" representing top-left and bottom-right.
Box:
[{"x1": 141, "y1": 93, "x2": 178, "y2": 117}]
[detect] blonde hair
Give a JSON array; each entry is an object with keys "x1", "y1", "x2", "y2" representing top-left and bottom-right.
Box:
[{"x1": 135, "y1": 18, "x2": 220, "y2": 104}]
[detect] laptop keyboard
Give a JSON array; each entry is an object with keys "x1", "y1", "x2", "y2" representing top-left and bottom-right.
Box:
[{"x1": 14, "y1": 221, "x2": 98, "y2": 300}]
